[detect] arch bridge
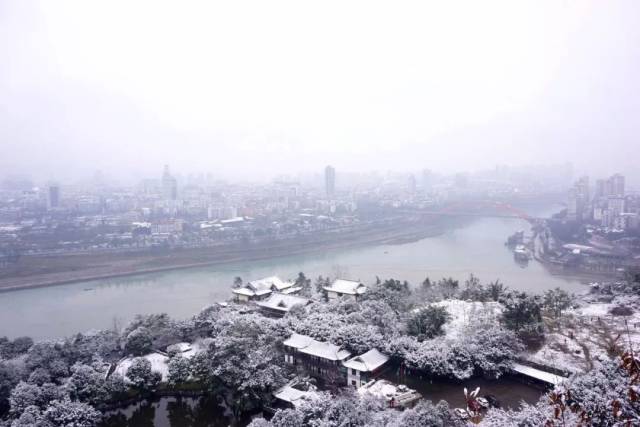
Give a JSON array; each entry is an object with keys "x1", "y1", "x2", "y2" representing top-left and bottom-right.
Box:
[{"x1": 398, "y1": 201, "x2": 541, "y2": 224}]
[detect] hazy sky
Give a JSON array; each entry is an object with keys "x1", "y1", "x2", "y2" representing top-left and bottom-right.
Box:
[{"x1": 1, "y1": 1, "x2": 639, "y2": 183}]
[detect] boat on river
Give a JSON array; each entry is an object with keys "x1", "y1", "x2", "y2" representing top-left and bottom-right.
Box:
[{"x1": 513, "y1": 245, "x2": 531, "y2": 261}]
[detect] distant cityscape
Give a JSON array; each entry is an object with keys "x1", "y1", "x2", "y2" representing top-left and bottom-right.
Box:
[{"x1": 0, "y1": 164, "x2": 573, "y2": 262}]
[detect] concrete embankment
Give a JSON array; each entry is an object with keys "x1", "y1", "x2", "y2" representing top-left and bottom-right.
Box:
[{"x1": 0, "y1": 220, "x2": 452, "y2": 293}]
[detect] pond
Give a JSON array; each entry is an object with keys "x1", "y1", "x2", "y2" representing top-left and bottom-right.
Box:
[
  {"x1": 100, "y1": 395, "x2": 253, "y2": 427},
  {"x1": 101, "y1": 373, "x2": 546, "y2": 426},
  {"x1": 385, "y1": 372, "x2": 546, "y2": 410}
]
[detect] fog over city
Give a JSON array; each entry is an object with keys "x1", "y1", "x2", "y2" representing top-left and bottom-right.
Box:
[
  {"x1": 4, "y1": 2, "x2": 640, "y2": 426},
  {"x1": 1, "y1": 1, "x2": 639, "y2": 183}
]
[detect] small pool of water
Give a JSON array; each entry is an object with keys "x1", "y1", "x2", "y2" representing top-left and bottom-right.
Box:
[
  {"x1": 100, "y1": 395, "x2": 252, "y2": 427},
  {"x1": 101, "y1": 373, "x2": 545, "y2": 426},
  {"x1": 383, "y1": 372, "x2": 546, "y2": 410}
]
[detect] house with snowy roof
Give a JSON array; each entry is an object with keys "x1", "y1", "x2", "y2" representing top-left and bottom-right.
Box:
[
  {"x1": 323, "y1": 279, "x2": 367, "y2": 301},
  {"x1": 273, "y1": 378, "x2": 319, "y2": 409},
  {"x1": 232, "y1": 276, "x2": 300, "y2": 302},
  {"x1": 256, "y1": 293, "x2": 310, "y2": 317},
  {"x1": 343, "y1": 348, "x2": 390, "y2": 387},
  {"x1": 283, "y1": 333, "x2": 351, "y2": 386}
]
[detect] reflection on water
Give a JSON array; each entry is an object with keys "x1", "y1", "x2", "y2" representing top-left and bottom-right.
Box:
[
  {"x1": 385, "y1": 372, "x2": 545, "y2": 410},
  {"x1": 102, "y1": 375, "x2": 545, "y2": 426},
  {"x1": 100, "y1": 396, "x2": 248, "y2": 427},
  {"x1": 0, "y1": 202, "x2": 585, "y2": 340}
]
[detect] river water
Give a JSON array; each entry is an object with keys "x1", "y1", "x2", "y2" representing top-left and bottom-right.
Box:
[{"x1": 0, "y1": 202, "x2": 585, "y2": 340}]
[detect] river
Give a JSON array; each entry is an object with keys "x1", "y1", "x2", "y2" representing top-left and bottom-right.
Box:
[{"x1": 0, "y1": 202, "x2": 585, "y2": 340}]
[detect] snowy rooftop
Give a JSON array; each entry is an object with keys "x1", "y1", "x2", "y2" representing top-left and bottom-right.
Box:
[
  {"x1": 274, "y1": 386, "x2": 319, "y2": 407},
  {"x1": 343, "y1": 349, "x2": 389, "y2": 372},
  {"x1": 233, "y1": 276, "x2": 295, "y2": 297},
  {"x1": 299, "y1": 339, "x2": 351, "y2": 361},
  {"x1": 323, "y1": 279, "x2": 367, "y2": 295},
  {"x1": 283, "y1": 333, "x2": 315, "y2": 349},
  {"x1": 283, "y1": 333, "x2": 351, "y2": 361},
  {"x1": 512, "y1": 363, "x2": 565, "y2": 385},
  {"x1": 281, "y1": 286, "x2": 303, "y2": 295},
  {"x1": 232, "y1": 287, "x2": 263, "y2": 296},
  {"x1": 256, "y1": 293, "x2": 309, "y2": 312}
]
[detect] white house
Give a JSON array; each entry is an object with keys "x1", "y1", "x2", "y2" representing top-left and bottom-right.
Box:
[
  {"x1": 343, "y1": 348, "x2": 390, "y2": 387},
  {"x1": 256, "y1": 293, "x2": 310, "y2": 317},
  {"x1": 274, "y1": 378, "x2": 319, "y2": 408},
  {"x1": 323, "y1": 279, "x2": 367, "y2": 301},
  {"x1": 232, "y1": 276, "x2": 300, "y2": 302}
]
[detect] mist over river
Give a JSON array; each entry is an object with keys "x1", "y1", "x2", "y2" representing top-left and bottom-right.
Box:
[{"x1": 0, "y1": 202, "x2": 585, "y2": 340}]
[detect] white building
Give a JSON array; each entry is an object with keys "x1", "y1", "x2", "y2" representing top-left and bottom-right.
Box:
[
  {"x1": 256, "y1": 293, "x2": 310, "y2": 317},
  {"x1": 343, "y1": 348, "x2": 390, "y2": 387},
  {"x1": 323, "y1": 279, "x2": 367, "y2": 301},
  {"x1": 232, "y1": 276, "x2": 299, "y2": 302}
]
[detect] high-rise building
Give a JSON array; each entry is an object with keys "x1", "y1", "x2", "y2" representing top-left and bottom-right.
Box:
[
  {"x1": 567, "y1": 176, "x2": 589, "y2": 221},
  {"x1": 422, "y1": 169, "x2": 433, "y2": 195},
  {"x1": 325, "y1": 165, "x2": 335, "y2": 198},
  {"x1": 408, "y1": 174, "x2": 417, "y2": 194},
  {"x1": 47, "y1": 184, "x2": 60, "y2": 209},
  {"x1": 609, "y1": 174, "x2": 625, "y2": 197},
  {"x1": 595, "y1": 179, "x2": 607, "y2": 199},
  {"x1": 162, "y1": 165, "x2": 178, "y2": 200}
]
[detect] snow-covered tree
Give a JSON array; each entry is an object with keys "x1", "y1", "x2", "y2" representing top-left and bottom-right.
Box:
[
  {"x1": 124, "y1": 327, "x2": 153, "y2": 356},
  {"x1": 459, "y1": 274, "x2": 486, "y2": 302},
  {"x1": 9, "y1": 382, "x2": 41, "y2": 415},
  {"x1": 9, "y1": 381, "x2": 66, "y2": 415},
  {"x1": 0, "y1": 363, "x2": 20, "y2": 417},
  {"x1": 167, "y1": 356, "x2": 191, "y2": 385},
  {"x1": 41, "y1": 399, "x2": 101, "y2": 427},
  {"x1": 66, "y1": 363, "x2": 110, "y2": 406},
  {"x1": 543, "y1": 287, "x2": 572, "y2": 318},
  {"x1": 27, "y1": 368, "x2": 51, "y2": 386},
  {"x1": 294, "y1": 272, "x2": 313, "y2": 298},
  {"x1": 126, "y1": 358, "x2": 161, "y2": 390},
  {"x1": 407, "y1": 305, "x2": 451, "y2": 340},
  {"x1": 0, "y1": 337, "x2": 33, "y2": 360}
]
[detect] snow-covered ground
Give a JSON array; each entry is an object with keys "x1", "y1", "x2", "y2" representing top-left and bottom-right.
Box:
[
  {"x1": 433, "y1": 299, "x2": 503, "y2": 339},
  {"x1": 114, "y1": 352, "x2": 170, "y2": 382},
  {"x1": 525, "y1": 293, "x2": 640, "y2": 374},
  {"x1": 113, "y1": 340, "x2": 209, "y2": 384}
]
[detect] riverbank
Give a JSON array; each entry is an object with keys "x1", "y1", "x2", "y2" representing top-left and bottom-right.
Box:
[{"x1": 0, "y1": 219, "x2": 453, "y2": 293}]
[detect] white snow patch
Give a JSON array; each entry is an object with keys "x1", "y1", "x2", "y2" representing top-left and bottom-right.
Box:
[
  {"x1": 431, "y1": 299, "x2": 503, "y2": 338},
  {"x1": 114, "y1": 352, "x2": 170, "y2": 383}
]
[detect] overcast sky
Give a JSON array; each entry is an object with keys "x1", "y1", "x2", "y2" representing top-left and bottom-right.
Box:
[{"x1": 1, "y1": 1, "x2": 639, "y2": 183}]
